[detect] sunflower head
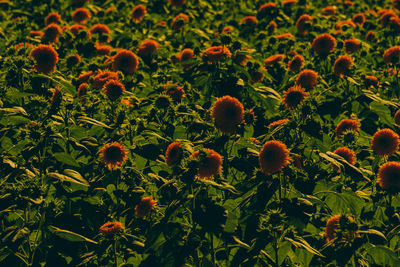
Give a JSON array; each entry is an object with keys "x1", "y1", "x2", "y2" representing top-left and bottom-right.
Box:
[
  {"x1": 311, "y1": 33, "x2": 336, "y2": 56},
  {"x1": 29, "y1": 44, "x2": 59, "y2": 74},
  {"x1": 371, "y1": 129, "x2": 399, "y2": 156},
  {"x1": 99, "y1": 222, "x2": 124, "y2": 236},
  {"x1": 377, "y1": 161, "x2": 400, "y2": 191},
  {"x1": 259, "y1": 140, "x2": 291, "y2": 175},
  {"x1": 165, "y1": 142, "x2": 183, "y2": 166},
  {"x1": 135, "y1": 196, "x2": 157, "y2": 218},
  {"x1": 190, "y1": 148, "x2": 223, "y2": 179},
  {"x1": 112, "y1": 49, "x2": 139, "y2": 74},
  {"x1": 325, "y1": 215, "x2": 359, "y2": 244},
  {"x1": 296, "y1": 69, "x2": 318, "y2": 89},
  {"x1": 131, "y1": 5, "x2": 146, "y2": 22},
  {"x1": 282, "y1": 85, "x2": 309, "y2": 110},
  {"x1": 332, "y1": 147, "x2": 356, "y2": 172},
  {"x1": 211, "y1": 95, "x2": 244, "y2": 133},
  {"x1": 98, "y1": 142, "x2": 128, "y2": 170}
]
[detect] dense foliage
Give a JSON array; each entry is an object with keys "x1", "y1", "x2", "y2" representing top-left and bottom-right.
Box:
[{"x1": 1, "y1": 0, "x2": 400, "y2": 266}]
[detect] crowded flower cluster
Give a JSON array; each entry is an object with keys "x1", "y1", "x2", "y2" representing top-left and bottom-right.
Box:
[{"x1": 1, "y1": 0, "x2": 400, "y2": 266}]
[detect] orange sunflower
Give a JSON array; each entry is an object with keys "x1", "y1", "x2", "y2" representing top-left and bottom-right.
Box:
[
  {"x1": 112, "y1": 49, "x2": 139, "y2": 74},
  {"x1": 282, "y1": 85, "x2": 309, "y2": 110},
  {"x1": 98, "y1": 142, "x2": 128, "y2": 170},
  {"x1": 311, "y1": 33, "x2": 336, "y2": 56},
  {"x1": 99, "y1": 222, "x2": 124, "y2": 236},
  {"x1": 135, "y1": 196, "x2": 157, "y2": 218},
  {"x1": 325, "y1": 215, "x2": 358, "y2": 243},
  {"x1": 335, "y1": 119, "x2": 360, "y2": 137},
  {"x1": 211, "y1": 96, "x2": 244, "y2": 133},
  {"x1": 371, "y1": 129, "x2": 399, "y2": 156},
  {"x1": 332, "y1": 147, "x2": 356, "y2": 172},
  {"x1": 377, "y1": 161, "x2": 400, "y2": 190},
  {"x1": 165, "y1": 142, "x2": 183, "y2": 166},
  {"x1": 131, "y1": 5, "x2": 146, "y2": 22},
  {"x1": 296, "y1": 69, "x2": 318, "y2": 89},
  {"x1": 259, "y1": 140, "x2": 291, "y2": 175},
  {"x1": 29, "y1": 45, "x2": 59, "y2": 74},
  {"x1": 190, "y1": 149, "x2": 223, "y2": 179}
]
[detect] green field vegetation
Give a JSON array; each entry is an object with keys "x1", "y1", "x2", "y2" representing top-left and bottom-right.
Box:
[{"x1": 1, "y1": 0, "x2": 400, "y2": 266}]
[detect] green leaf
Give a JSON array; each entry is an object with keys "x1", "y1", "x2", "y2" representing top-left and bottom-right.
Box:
[
  {"x1": 54, "y1": 152, "x2": 80, "y2": 167},
  {"x1": 78, "y1": 116, "x2": 113, "y2": 129},
  {"x1": 366, "y1": 246, "x2": 400, "y2": 266},
  {"x1": 49, "y1": 226, "x2": 97, "y2": 244},
  {"x1": 47, "y1": 172, "x2": 89, "y2": 186}
]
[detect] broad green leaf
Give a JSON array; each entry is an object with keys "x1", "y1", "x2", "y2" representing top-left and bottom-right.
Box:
[{"x1": 49, "y1": 226, "x2": 97, "y2": 244}]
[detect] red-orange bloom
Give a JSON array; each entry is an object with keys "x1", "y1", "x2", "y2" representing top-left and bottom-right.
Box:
[
  {"x1": 137, "y1": 39, "x2": 160, "y2": 56},
  {"x1": 250, "y1": 68, "x2": 265, "y2": 83},
  {"x1": 380, "y1": 10, "x2": 397, "y2": 26},
  {"x1": 352, "y1": 13, "x2": 366, "y2": 26},
  {"x1": 98, "y1": 142, "x2": 129, "y2": 170},
  {"x1": 29, "y1": 45, "x2": 58, "y2": 74},
  {"x1": 365, "y1": 75, "x2": 379, "y2": 88},
  {"x1": 131, "y1": 5, "x2": 146, "y2": 22},
  {"x1": 282, "y1": 85, "x2": 308, "y2": 109},
  {"x1": 135, "y1": 196, "x2": 157, "y2": 218},
  {"x1": 103, "y1": 80, "x2": 125, "y2": 101},
  {"x1": 344, "y1": 39, "x2": 361, "y2": 54},
  {"x1": 72, "y1": 8, "x2": 91, "y2": 24},
  {"x1": 165, "y1": 83, "x2": 185, "y2": 102},
  {"x1": 371, "y1": 129, "x2": 399, "y2": 156},
  {"x1": 296, "y1": 14, "x2": 313, "y2": 35},
  {"x1": 202, "y1": 46, "x2": 231, "y2": 62},
  {"x1": 29, "y1": 30, "x2": 44, "y2": 37},
  {"x1": 77, "y1": 83, "x2": 88, "y2": 98},
  {"x1": 276, "y1": 33, "x2": 294, "y2": 40},
  {"x1": 45, "y1": 12, "x2": 61, "y2": 26},
  {"x1": 296, "y1": 69, "x2": 318, "y2": 89},
  {"x1": 312, "y1": 33, "x2": 336, "y2": 56},
  {"x1": 77, "y1": 71, "x2": 93, "y2": 85},
  {"x1": 169, "y1": 0, "x2": 186, "y2": 8},
  {"x1": 258, "y1": 3, "x2": 277, "y2": 18},
  {"x1": 377, "y1": 161, "x2": 400, "y2": 190},
  {"x1": 165, "y1": 142, "x2": 183, "y2": 166},
  {"x1": 259, "y1": 140, "x2": 291, "y2": 175},
  {"x1": 288, "y1": 54, "x2": 304, "y2": 72},
  {"x1": 332, "y1": 147, "x2": 356, "y2": 172},
  {"x1": 394, "y1": 109, "x2": 400, "y2": 125},
  {"x1": 178, "y1": 48, "x2": 194, "y2": 62},
  {"x1": 383, "y1": 46, "x2": 400, "y2": 65},
  {"x1": 325, "y1": 215, "x2": 358, "y2": 243},
  {"x1": 322, "y1": 6, "x2": 337, "y2": 15},
  {"x1": 241, "y1": 16, "x2": 257, "y2": 25},
  {"x1": 264, "y1": 54, "x2": 285, "y2": 67},
  {"x1": 335, "y1": 119, "x2": 360, "y2": 137},
  {"x1": 43, "y1": 23, "x2": 62, "y2": 43},
  {"x1": 68, "y1": 24, "x2": 87, "y2": 36},
  {"x1": 112, "y1": 49, "x2": 139, "y2": 74},
  {"x1": 333, "y1": 55, "x2": 354, "y2": 78},
  {"x1": 92, "y1": 71, "x2": 119, "y2": 88},
  {"x1": 171, "y1": 13, "x2": 189, "y2": 30},
  {"x1": 50, "y1": 87, "x2": 62, "y2": 106},
  {"x1": 336, "y1": 20, "x2": 356, "y2": 30},
  {"x1": 212, "y1": 96, "x2": 244, "y2": 133},
  {"x1": 96, "y1": 44, "x2": 112, "y2": 55},
  {"x1": 90, "y1": 24, "x2": 111, "y2": 41},
  {"x1": 190, "y1": 149, "x2": 223, "y2": 179},
  {"x1": 267, "y1": 21, "x2": 277, "y2": 33},
  {"x1": 99, "y1": 222, "x2": 124, "y2": 236},
  {"x1": 365, "y1": 31, "x2": 376, "y2": 42},
  {"x1": 268, "y1": 119, "x2": 290, "y2": 129}
]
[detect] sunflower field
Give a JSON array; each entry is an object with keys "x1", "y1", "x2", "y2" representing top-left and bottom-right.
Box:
[{"x1": 1, "y1": 0, "x2": 400, "y2": 266}]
